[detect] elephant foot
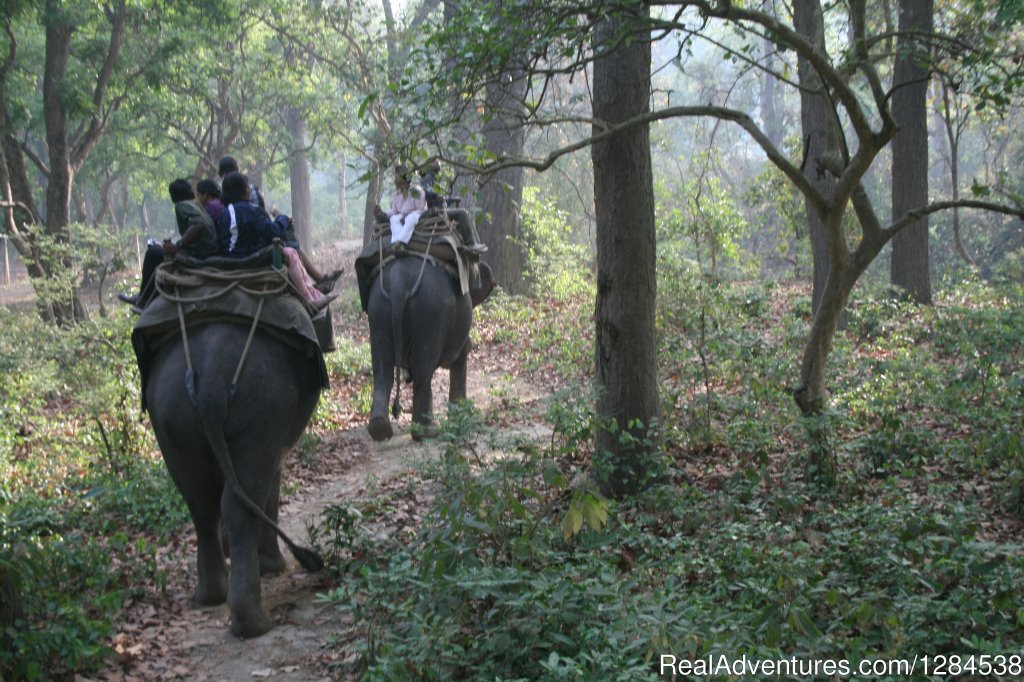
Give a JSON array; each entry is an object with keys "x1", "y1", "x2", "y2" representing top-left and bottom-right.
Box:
[
  {"x1": 411, "y1": 421, "x2": 440, "y2": 441},
  {"x1": 229, "y1": 602, "x2": 274, "y2": 639},
  {"x1": 194, "y1": 577, "x2": 228, "y2": 607},
  {"x1": 367, "y1": 416, "x2": 393, "y2": 441},
  {"x1": 259, "y1": 550, "x2": 287, "y2": 576}
]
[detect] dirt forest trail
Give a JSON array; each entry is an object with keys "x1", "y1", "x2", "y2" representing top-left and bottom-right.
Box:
[
  {"x1": 101, "y1": 367, "x2": 552, "y2": 682},
  {"x1": 91, "y1": 241, "x2": 556, "y2": 681}
]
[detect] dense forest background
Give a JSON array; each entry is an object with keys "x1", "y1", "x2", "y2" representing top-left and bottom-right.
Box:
[{"x1": 2, "y1": 0, "x2": 1023, "y2": 679}]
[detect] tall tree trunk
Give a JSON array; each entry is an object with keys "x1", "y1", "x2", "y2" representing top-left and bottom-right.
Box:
[
  {"x1": 793, "y1": 0, "x2": 836, "y2": 316},
  {"x1": 137, "y1": 197, "x2": 150, "y2": 270},
  {"x1": 42, "y1": 3, "x2": 87, "y2": 322},
  {"x1": 478, "y1": 69, "x2": 528, "y2": 293},
  {"x1": 760, "y1": 0, "x2": 784, "y2": 152},
  {"x1": 337, "y1": 151, "x2": 349, "y2": 235},
  {"x1": 592, "y1": 5, "x2": 661, "y2": 498},
  {"x1": 890, "y1": 0, "x2": 933, "y2": 303},
  {"x1": 758, "y1": 19, "x2": 786, "y2": 279},
  {"x1": 362, "y1": 154, "x2": 383, "y2": 246},
  {"x1": 286, "y1": 106, "x2": 313, "y2": 249}
]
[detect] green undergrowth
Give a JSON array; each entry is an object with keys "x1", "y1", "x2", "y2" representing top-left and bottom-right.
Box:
[
  {"x1": 312, "y1": 275, "x2": 1024, "y2": 679},
  {"x1": 313, "y1": 397, "x2": 1024, "y2": 680},
  {"x1": 0, "y1": 308, "x2": 187, "y2": 681},
  {"x1": 476, "y1": 289, "x2": 593, "y2": 381}
]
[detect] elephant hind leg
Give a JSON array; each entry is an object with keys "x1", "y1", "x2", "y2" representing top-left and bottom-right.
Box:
[
  {"x1": 194, "y1": 521, "x2": 228, "y2": 606},
  {"x1": 368, "y1": 415, "x2": 394, "y2": 441},
  {"x1": 447, "y1": 343, "x2": 469, "y2": 404},
  {"x1": 221, "y1": 489, "x2": 273, "y2": 638},
  {"x1": 257, "y1": 470, "x2": 286, "y2": 575},
  {"x1": 180, "y1": 481, "x2": 227, "y2": 606},
  {"x1": 410, "y1": 372, "x2": 439, "y2": 441}
]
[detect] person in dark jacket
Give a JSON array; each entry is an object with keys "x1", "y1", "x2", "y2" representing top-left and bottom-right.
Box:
[
  {"x1": 218, "y1": 171, "x2": 337, "y2": 309},
  {"x1": 216, "y1": 154, "x2": 341, "y2": 290},
  {"x1": 118, "y1": 178, "x2": 219, "y2": 312}
]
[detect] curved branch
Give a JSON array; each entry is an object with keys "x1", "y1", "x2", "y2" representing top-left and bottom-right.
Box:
[
  {"x1": 650, "y1": 0, "x2": 878, "y2": 142},
  {"x1": 20, "y1": 140, "x2": 50, "y2": 177},
  {"x1": 882, "y1": 199, "x2": 1024, "y2": 241},
  {"x1": 466, "y1": 103, "x2": 826, "y2": 212},
  {"x1": 71, "y1": 0, "x2": 127, "y2": 166}
]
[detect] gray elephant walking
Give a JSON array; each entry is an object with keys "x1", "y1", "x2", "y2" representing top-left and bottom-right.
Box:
[
  {"x1": 133, "y1": 270, "x2": 329, "y2": 638},
  {"x1": 365, "y1": 254, "x2": 473, "y2": 440}
]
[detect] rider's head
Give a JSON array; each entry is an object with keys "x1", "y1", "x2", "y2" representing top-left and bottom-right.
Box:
[
  {"x1": 221, "y1": 171, "x2": 250, "y2": 205},
  {"x1": 394, "y1": 164, "x2": 412, "y2": 187},
  {"x1": 217, "y1": 155, "x2": 240, "y2": 178},
  {"x1": 196, "y1": 178, "x2": 220, "y2": 201},
  {"x1": 168, "y1": 178, "x2": 195, "y2": 203}
]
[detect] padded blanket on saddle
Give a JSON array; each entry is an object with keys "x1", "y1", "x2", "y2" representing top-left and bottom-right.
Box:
[
  {"x1": 131, "y1": 258, "x2": 329, "y2": 410},
  {"x1": 354, "y1": 214, "x2": 469, "y2": 310}
]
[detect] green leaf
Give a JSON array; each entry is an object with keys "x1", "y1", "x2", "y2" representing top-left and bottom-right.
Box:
[
  {"x1": 581, "y1": 492, "x2": 609, "y2": 531},
  {"x1": 562, "y1": 501, "x2": 584, "y2": 541}
]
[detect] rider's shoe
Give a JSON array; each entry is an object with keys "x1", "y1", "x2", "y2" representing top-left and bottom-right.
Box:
[
  {"x1": 465, "y1": 243, "x2": 488, "y2": 254},
  {"x1": 118, "y1": 292, "x2": 139, "y2": 305},
  {"x1": 315, "y1": 269, "x2": 344, "y2": 293},
  {"x1": 310, "y1": 291, "x2": 340, "y2": 312}
]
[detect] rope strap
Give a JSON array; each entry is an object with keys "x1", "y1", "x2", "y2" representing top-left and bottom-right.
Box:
[
  {"x1": 230, "y1": 292, "x2": 267, "y2": 400},
  {"x1": 161, "y1": 261, "x2": 285, "y2": 407},
  {"x1": 154, "y1": 262, "x2": 290, "y2": 304}
]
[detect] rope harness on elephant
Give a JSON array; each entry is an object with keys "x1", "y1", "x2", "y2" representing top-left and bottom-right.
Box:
[
  {"x1": 154, "y1": 259, "x2": 291, "y2": 404},
  {"x1": 372, "y1": 210, "x2": 454, "y2": 302}
]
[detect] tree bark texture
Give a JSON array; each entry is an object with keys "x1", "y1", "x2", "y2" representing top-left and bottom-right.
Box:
[
  {"x1": 41, "y1": 3, "x2": 87, "y2": 322},
  {"x1": 592, "y1": 6, "x2": 661, "y2": 498},
  {"x1": 793, "y1": 0, "x2": 836, "y2": 316},
  {"x1": 478, "y1": 69, "x2": 528, "y2": 293},
  {"x1": 363, "y1": 154, "x2": 383, "y2": 245},
  {"x1": 890, "y1": 0, "x2": 934, "y2": 303},
  {"x1": 760, "y1": 31, "x2": 784, "y2": 150},
  {"x1": 286, "y1": 106, "x2": 313, "y2": 250},
  {"x1": 42, "y1": 6, "x2": 74, "y2": 245}
]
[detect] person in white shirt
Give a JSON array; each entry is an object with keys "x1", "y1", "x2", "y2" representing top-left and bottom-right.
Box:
[{"x1": 375, "y1": 165, "x2": 426, "y2": 251}]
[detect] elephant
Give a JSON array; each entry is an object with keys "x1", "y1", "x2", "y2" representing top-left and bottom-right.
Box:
[
  {"x1": 366, "y1": 253, "x2": 473, "y2": 441},
  {"x1": 135, "y1": 316, "x2": 327, "y2": 638}
]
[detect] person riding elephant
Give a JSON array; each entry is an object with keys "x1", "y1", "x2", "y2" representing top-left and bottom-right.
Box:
[
  {"x1": 217, "y1": 155, "x2": 342, "y2": 292},
  {"x1": 118, "y1": 178, "x2": 220, "y2": 312},
  {"x1": 218, "y1": 171, "x2": 338, "y2": 311},
  {"x1": 417, "y1": 156, "x2": 487, "y2": 254},
  {"x1": 374, "y1": 164, "x2": 426, "y2": 254}
]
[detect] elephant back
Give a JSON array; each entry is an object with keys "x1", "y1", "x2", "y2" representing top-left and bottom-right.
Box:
[{"x1": 131, "y1": 261, "x2": 329, "y2": 412}]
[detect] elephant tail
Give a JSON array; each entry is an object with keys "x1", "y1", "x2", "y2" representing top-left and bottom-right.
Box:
[
  {"x1": 199, "y1": 409, "x2": 325, "y2": 572},
  {"x1": 391, "y1": 266, "x2": 412, "y2": 378}
]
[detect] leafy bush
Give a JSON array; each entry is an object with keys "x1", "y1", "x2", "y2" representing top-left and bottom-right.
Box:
[
  {"x1": 315, "y1": 391, "x2": 1024, "y2": 680},
  {"x1": 0, "y1": 309, "x2": 186, "y2": 680},
  {"x1": 476, "y1": 291, "x2": 593, "y2": 381},
  {"x1": 518, "y1": 186, "x2": 594, "y2": 300}
]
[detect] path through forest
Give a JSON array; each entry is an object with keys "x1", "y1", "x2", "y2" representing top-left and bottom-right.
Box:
[{"x1": 87, "y1": 241, "x2": 554, "y2": 681}]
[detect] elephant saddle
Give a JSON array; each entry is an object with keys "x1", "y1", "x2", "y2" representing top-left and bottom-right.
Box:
[
  {"x1": 131, "y1": 253, "x2": 330, "y2": 410},
  {"x1": 354, "y1": 210, "x2": 488, "y2": 311}
]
